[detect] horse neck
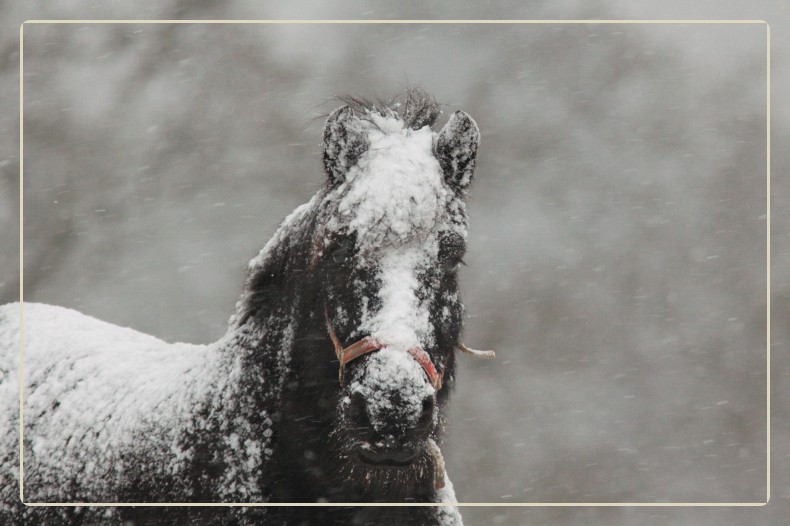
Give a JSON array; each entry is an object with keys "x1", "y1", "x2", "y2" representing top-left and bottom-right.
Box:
[
  {"x1": 204, "y1": 209, "x2": 319, "y2": 425},
  {"x1": 210, "y1": 299, "x2": 297, "y2": 410}
]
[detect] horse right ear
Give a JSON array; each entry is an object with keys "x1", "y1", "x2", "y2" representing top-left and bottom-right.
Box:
[
  {"x1": 323, "y1": 106, "x2": 369, "y2": 185},
  {"x1": 435, "y1": 111, "x2": 480, "y2": 194}
]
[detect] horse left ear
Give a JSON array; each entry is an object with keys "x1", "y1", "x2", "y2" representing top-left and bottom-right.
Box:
[
  {"x1": 435, "y1": 111, "x2": 480, "y2": 194},
  {"x1": 323, "y1": 106, "x2": 369, "y2": 185}
]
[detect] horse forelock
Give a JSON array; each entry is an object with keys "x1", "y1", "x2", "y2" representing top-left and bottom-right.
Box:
[
  {"x1": 317, "y1": 118, "x2": 467, "y2": 255},
  {"x1": 336, "y1": 88, "x2": 441, "y2": 131}
]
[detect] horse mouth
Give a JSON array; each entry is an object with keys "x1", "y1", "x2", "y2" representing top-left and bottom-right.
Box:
[
  {"x1": 353, "y1": 438, "x2": 447, "y2": 489},
  {"x1": 356, "y1": 447, "x2": 418, "y2": 467},
  {"x1": 357, "y1": 449, "x2": 417, "y2": 468}
]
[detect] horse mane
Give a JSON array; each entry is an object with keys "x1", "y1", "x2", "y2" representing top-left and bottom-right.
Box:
[
  {"x1": 336, "y1": 87, "x2": 441, "y2": 130},
  {"x1": 235, "y1": 198, "x2": 324, "y2": 328}
]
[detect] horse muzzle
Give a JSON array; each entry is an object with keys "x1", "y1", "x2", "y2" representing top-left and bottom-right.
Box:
[
  {"x1": 324, "y1": 310, "x2": 494, "y2": 391},
  {"x1": 357, "y1": 439, "x2": 420, "y2": 466},
  {"x1": 325, "y1": 311, "x2": 443, "y2": 390}
]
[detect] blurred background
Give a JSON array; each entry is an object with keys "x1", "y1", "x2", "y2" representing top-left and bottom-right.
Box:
[{"x1": 1, "y1": 1, "x2": 788, "y2": 525}]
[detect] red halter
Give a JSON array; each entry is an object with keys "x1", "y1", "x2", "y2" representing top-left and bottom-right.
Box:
[
  {"x1": 324, "y1": 309, "x2": 495, "y2": 391},
  {"x1": 325, "y1": 311, "x2": 444, "y2": 391}
]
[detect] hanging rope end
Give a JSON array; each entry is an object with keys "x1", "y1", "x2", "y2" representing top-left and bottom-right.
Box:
[{"x1": 457, "y1": 343, "x2": 496, "y2": 360}]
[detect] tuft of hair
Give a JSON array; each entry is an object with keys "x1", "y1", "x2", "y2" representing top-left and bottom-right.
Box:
[{"x1": 337, "y1": 88, "x2": 441, "y2": 130}]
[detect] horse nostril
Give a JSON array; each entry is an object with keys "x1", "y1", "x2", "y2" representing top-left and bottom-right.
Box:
[
  {"x1": 349, "y1": 392, "x2": 367, "y2": 424},
  {"x1": 418, "y1": 395, "x2": 436, "y2": 426}
]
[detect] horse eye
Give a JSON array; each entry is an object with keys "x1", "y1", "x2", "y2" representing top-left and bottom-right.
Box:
[
  {"x1": 330, "y1": 238, "x2": 354, "y2": 265},
  {"x1": 443, "y1": 258, "x2": 464, "y2": 273},
  {"x1": 332, "y1": 247, "x2": 349, "y2": 264}
]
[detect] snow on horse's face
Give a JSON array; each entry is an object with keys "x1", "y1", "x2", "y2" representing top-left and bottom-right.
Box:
[{"x1": 313, "y1": 102, "x2": 479, "y2": 493}]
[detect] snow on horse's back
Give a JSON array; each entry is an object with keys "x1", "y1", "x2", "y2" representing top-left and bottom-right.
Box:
[
  {"x1": 0, "y1": 303, "x2": 214, "y2": 499},
  {"x1": 0, "y1": 88, "x2": 484, "y2": 526}
]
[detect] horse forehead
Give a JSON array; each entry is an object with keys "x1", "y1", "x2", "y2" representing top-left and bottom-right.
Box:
[{"x1": 334, "y1": 116, "x2": 449, "y2": 248}]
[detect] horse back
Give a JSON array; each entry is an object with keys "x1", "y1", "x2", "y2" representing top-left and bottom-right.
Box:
[{"x1": 1, "y1": 302, "x2": 213, "y2": 506}]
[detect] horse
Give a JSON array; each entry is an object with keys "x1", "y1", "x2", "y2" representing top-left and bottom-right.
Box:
[{"x1": 0, "y1": 88, "x2": 491, "y2": 525}]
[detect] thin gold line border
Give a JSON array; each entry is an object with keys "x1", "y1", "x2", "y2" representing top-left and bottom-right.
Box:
[
  {"x1": 20, "y1": 19, "x2": 770, "y2": 24},
  {"x1": 17, "y1": 19, "x2": 771, "y2": 508}
]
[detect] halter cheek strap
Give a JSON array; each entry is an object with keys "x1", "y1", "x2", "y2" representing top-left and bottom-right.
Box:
[{"x1": 405, "y1": 346, "x2": 442, "y2": 391}]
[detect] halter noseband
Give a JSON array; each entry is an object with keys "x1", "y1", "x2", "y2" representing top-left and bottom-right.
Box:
[
  {"x1": 325, "y1": 313, "x2": 443, "y2": 391},
  {"x1": 325, "y1": 310, "x2": 495, "y2": 391}
]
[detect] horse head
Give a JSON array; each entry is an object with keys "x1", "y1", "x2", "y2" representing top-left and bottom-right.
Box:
[{"x1": 308, "y1": 91, "x2": 481, "y2": 499}]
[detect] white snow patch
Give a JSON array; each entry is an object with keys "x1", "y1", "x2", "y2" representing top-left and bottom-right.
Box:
[
  {"x1": 336, "y1": 115, "x2": 448, "y2": 251},
  {"x1": 364, "y1": 246, "x2": 434, "y2": 351},
  {"x1": 247, "y1": 195, "x2": 318, "y2": 271},
  {"x1": 436, "y1": 473, "x2": 464, "y2": 525},
  {"x1": 0, "y1": 303, "x2": 216, "y2": 498},
  {"x1": 348, "y1": 349, "x2": 434, "y2": 431},
  {"x1": 0, "y1": 302, "x2": 275, "y2": 503}
]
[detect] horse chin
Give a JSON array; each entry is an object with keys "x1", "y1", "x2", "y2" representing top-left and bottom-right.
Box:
[{"x1": 327, "y1": 440, "x2": 436, "y2": 502}]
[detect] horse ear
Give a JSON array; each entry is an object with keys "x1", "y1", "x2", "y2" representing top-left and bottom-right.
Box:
[
  {"x1": 323, "y1": 106, "x2": 369, "y2": 184},
  {"x1": 435, "y1": 111, "x2": 480, "y2": 193}
]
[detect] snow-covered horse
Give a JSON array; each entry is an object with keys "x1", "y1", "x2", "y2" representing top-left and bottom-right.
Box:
[{"x1": 0, "y1": 89, "x2": 490, "y2": 525}]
